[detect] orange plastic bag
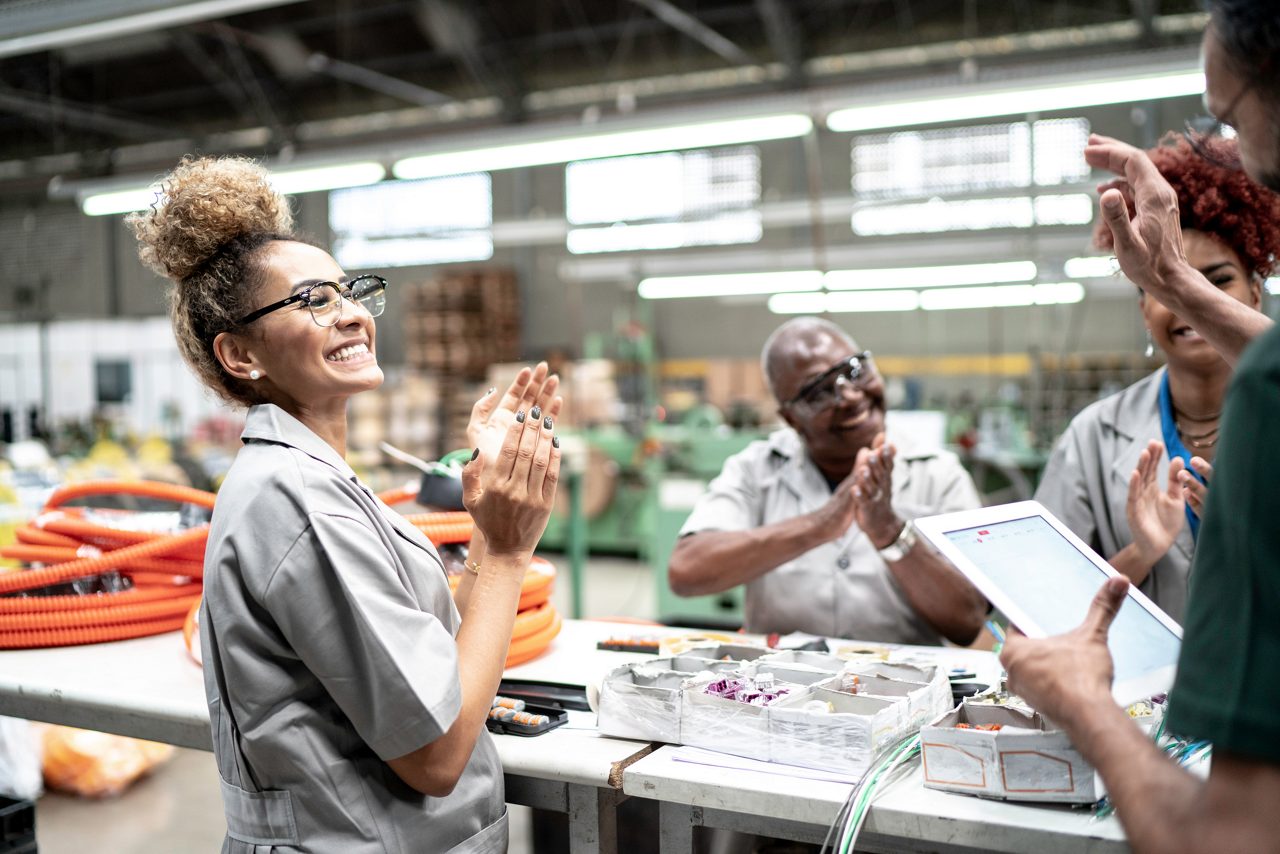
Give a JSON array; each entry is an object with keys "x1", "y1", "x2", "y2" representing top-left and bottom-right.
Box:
[{"x1": 39, "y1": 725, "x2": 174, "y2": 798}]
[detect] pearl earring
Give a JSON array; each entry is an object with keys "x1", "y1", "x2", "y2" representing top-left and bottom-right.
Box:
[
  {"x1": 249, "y1": 369, "x2": 261, "y2": 380},
  {"x1": 1144, "y1": 331, "x2": 1154, "y2": 359}
]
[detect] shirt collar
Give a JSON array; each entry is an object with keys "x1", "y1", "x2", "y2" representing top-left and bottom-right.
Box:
[
  {"x1": 240, "y1": 404, "x2": 357, "y2": 480},
  {"x1": 1108, "y1": 367, "x2": 1165, "y2": 440}
]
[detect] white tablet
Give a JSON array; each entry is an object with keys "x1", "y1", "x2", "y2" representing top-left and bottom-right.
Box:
[{"x1": 913, "y1": 500, "x2": 1182, "y2": 705}]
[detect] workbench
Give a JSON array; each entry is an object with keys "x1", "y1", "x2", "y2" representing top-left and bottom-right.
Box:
[
  {"x1": 0, "y1": 618, "x2": 656, "y2": 854},
  {"x1": 0, "y1": 619, "x2": 1132, "y2": 853}
]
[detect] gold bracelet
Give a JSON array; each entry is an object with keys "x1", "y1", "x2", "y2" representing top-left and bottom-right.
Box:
[{"x1": 463, "y1": 559, "x2": 481, "y2": 577}]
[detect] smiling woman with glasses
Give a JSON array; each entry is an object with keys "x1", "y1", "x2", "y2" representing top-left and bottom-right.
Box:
[
  {"x1": 128, "y1": 155, "x2": 562, "y2": 854},
  {"x1": 1035, "y1": 133, "x2": 1280, "y2": 623}
]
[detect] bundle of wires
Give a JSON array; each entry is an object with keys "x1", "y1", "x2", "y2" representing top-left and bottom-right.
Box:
[
  {"x1": 0, "y1": 480, "x2": 213, "y2": 649},
  {"x1": 1092, "y1": 708, "x2": 1211, "y2": 820},
  {"x1": 821, "y1": 733, "x2": 922, "y2": 854}
]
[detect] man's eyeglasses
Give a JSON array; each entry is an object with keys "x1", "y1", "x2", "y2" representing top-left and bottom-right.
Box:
[
  {"x1": 1182, "y1": 61, "x2": 1269, "y2": 170},
  {"x1": 784, "y1": 352, "x2": 875, "y2": 412},
  {"x1": 237, "y1": 275, "x2": 388, "y2": 327}
]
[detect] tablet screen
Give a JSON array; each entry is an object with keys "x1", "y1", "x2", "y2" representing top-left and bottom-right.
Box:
[{"x1": 944, "y1": 515, "x2": 1181, "y2": 684}]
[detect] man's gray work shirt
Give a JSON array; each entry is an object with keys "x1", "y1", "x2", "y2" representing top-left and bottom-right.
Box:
[
  {"x1": 201, "y1": 404, "x2": 505, "y2": 853},
  {"x1": 679, "y1": 427, "x2": 981, "y2": 644}
]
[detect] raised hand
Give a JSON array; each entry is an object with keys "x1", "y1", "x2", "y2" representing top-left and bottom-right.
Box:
[
  {"x1": 850, "y1": 433, "x2": 902, "y2": 549},
  {"x1": 1179, "y1": 455, "x2": 1214, "y2": 518},
  {"x1": 462, "y1": 401, "x2": 561, "y2": 559},
  {"x1": 1084, "y1": 133, "x2": 1188, "y2": 299},
  {"x1": 467, "y1": 362, "x2": 562, "y2": 465},
  {"x1": 1125, "y1": 440, "x2": 1186, "y2": 566}
]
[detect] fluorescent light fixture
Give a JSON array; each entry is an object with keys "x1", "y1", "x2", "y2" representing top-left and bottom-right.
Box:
[
  {"x1": 1064, "y1": 256, "x2": 1121, "y2": 278},
  {"x1": 81, "y1": 186, "x2": 162, "y2": 217},
  {"x1": 79, "y1": 161, "x2": 387, "y2": 216},
  {"x1": 825, "y1": 261, "x2": 1037, "y2": 291},
  {"x1": 852, "y1": 194, "x2": 1093, "y2": 235},
  {"x1": 393, "y1": 114, "x2": 814, "y2": 179},
  {"x1": 638, "y1": 270, "x2": 821, "y2": 299},
  {"x1": 769, "y1": 290, "x2": 920, "y2": 314},
  {"x1": 920, "y1": 282, "x2": 1084, "y2": 310},
  {"x1": 271, "y1": 162, "x2": 385, "y2": 195},
  {"x1": 827, "y1": 69, "x2": 1205, "y2": 132},
  {"x1": 567, "y1": 217, "x2": 762, "y2": 254}
]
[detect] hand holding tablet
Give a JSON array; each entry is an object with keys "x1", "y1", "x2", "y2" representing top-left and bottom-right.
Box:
[{"x1": 914, "y1": 501, "x2": 1182, "y2": 705}]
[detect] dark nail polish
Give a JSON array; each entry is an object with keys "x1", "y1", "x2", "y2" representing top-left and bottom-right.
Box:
[
  {"x1": 544, "y1": 416, "x2": 553, "y2": 430},
  {"x1": 516, "y1": 410, "x2": 526, "y2": 423},
  {"x1": 471, "y1": 448, "x2": 480, "y2": 461},
  {"x1": 531, "y1": 406, "x2": 542, "y2": 421},
  {"x1": 552, "y1": 436, "x2": 560, "y2": 449}
]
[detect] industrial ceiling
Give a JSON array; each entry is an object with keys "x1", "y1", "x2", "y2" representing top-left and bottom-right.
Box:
[{"x1": 0, "y1": 0, "x2": 1203, "y2": 195}]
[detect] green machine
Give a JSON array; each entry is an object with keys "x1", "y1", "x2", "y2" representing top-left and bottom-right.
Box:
[{"x1": 649, "y1": 411, "x2": 767, "y2": 629}]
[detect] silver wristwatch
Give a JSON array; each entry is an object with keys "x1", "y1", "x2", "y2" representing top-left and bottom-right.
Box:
[{"x1": 878, "y1": 519, "x2": 918, "y2": 562}]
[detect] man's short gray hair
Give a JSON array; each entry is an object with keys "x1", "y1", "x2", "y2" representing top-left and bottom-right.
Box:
[{"x1": 760, "y1": 317, "x2": 856, "y2": 400}]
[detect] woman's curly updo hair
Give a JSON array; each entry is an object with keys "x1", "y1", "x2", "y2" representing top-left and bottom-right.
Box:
[
  {"x1": 1095, "y1": 134, "x2": 1280, "y2": 280},
  {"x1": 127, "y1": 156, "x2": 297, "y2": 407}
]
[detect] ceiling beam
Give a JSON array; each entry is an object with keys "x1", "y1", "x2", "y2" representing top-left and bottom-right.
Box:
[
  {"x1": 626, "y1": 0, "x2": 754, "y2": 67},
  {"x1": 0, "y1": 86, "x2": 171, "y2": 140},
  {"x1": 755, "y1": 0, "x2": 804, "y2": 85},
  {"x1": 416, "y1": 0, "x2": 525, "y2": 120},
  {"x1": 0, "y1": 0, "x2": 309, "y2": 60}
]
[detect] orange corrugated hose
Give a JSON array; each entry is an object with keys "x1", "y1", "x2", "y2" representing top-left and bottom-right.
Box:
[
  {"x1": 403, "y1": 511, "x2": 474, "y2": 546},
  {"x1": 3, "y1": 478, "x2": 560, "y2": 667},
  {"x1": 0, "y1": 480, "x2": 215, "y2": 649}
]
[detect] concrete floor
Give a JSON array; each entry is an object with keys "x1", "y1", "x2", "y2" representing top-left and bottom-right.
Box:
[{"x1": 32, "y1": 555, "x2": 655, "y2": 853}]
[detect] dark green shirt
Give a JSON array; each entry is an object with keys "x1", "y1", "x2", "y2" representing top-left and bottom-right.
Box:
[{"x1": 1166, "y1": 324, "x2": 1280, "y2": 763}]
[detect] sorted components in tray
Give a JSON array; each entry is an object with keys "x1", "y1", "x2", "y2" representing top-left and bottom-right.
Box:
[
  {"x1": 597, "y1": 644, "x2": 951, "y2": 776},
  {"x1": 920, "y1": 699, "x2": 1105, "y2": 803}
]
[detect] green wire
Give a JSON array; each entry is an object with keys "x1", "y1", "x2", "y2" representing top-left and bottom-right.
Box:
[{"x1": 838, "y1": 735, "x2": 922, "y2": 854}]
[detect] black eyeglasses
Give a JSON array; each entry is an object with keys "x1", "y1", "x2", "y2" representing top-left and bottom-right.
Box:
[
  {"x1": 1182, "y1": 63, "x2": 1268, "y2": 170},
  {"x1": 237, "y1": 275, "x2": 388, "y2": 327},
  {"x1": 784, "y1": 351, "x2": 875, "y2": 412}
]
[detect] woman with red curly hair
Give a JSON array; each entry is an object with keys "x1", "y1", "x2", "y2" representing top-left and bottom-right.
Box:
[{"x1": 1035, "y1": 134, "x2": 1280, "y2": 622}]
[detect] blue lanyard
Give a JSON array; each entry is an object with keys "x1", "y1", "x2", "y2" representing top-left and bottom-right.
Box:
[{"x1": 1157, "y1": 371, "x2": 1208, "y2": 541}]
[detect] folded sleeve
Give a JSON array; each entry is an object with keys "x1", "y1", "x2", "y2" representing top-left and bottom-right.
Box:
[
  {"x1": 679, "y1": 450, "x2": 763, "y2": 537},
  {"x1": 262, "y1": 513, "x2": 462, "y2": 761}
]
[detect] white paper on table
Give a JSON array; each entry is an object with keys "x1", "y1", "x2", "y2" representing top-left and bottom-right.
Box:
[{"x1": 668, "y1": 745, "x2": 866, "y2": 785}]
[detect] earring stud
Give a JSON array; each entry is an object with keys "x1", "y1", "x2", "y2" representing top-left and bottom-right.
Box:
[{"x1": 249, "y1": 369, "x2": 261, "y2": 380}]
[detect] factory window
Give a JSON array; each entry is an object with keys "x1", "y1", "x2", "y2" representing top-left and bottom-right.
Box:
[
  {"x1": 565, "y1": 146, "x2": 762, "y2": 254},
  {"x1": 329, "y1": 173, "x2": 493, "y2": 268},
  {"x1": 850, "y1": 119, "x2": 1092, "y2": 235}
]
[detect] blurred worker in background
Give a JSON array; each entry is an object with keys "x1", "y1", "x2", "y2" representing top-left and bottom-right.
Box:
[
  {"x1": 1003, "y1": 2, "x2": 1280, "y2": 851},
  {"x1": 1035, "y1": 134, "x2": 1280, "y2": 623},
  {"x1": 668, "y1": 317, "x2": 987, "y2": 646}
]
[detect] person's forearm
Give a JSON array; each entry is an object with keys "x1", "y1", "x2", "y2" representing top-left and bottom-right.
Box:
[
  {"x1": 1108, "y1": 543, "x2": 1155, "y2": 586},
  {"x1": 453, "y1": 529, "x2": 488, "y2": 614},
  {"x1": 887, "y1": 546, "x2": 986, "y2": 644},
  {"x1": 669, "y1": 514, "x2": 830, "y2": 596},
  {"x1": 1148, "y1": 263, "x2": 1272, "y2": 366},
  {"x1": 391, "y1": 552, "x2": 525, "y2": 794},
  {"x1": 1066, "y1": 701, "x2": 1204, "y2": 854}
]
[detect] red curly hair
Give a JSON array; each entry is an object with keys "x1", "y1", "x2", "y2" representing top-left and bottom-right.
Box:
[{"x1": 1095, "y1": 134, "x2": 1280, "y2": 279}]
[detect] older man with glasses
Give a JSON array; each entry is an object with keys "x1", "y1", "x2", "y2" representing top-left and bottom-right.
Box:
[
  {"x1": 668, "y1": 317, "x2": 987, "y2": 646},
  {"x1": 1001, "y1": 3, "x2": 1280, "y2": 852}
]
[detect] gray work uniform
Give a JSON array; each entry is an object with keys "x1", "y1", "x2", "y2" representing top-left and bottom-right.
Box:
[
  {"x1": 1034, "y1": 368, "x2": 1193, "y2": 622},
  {"x1": 200, "y1": 404, "x2": 506, "y2": 854},
  {"x1": 679, "y1": 427, "x2": 981, "y2": 644}
]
